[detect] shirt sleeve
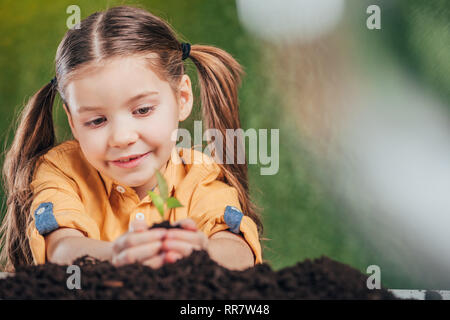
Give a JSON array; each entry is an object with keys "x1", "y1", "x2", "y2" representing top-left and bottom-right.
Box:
[
  {"x1": 26, "y1": 158, "x2": 100, "y2": 265},
  {"x1": 188, "y1": 179, "x2": 263, "y2": 264}
]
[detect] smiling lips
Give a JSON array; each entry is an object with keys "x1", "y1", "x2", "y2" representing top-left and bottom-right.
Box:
[{"x1": 111, "y1": 151, "x2": 152, "y2": 168}]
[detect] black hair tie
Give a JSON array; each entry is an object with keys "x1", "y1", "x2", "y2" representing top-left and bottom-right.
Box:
[
  {"x1": 181, "y1": 42, "x2": 191, "y2": 60},
  {"x1": 50, "y1": 76, "x2": 57, "y2": 87}
]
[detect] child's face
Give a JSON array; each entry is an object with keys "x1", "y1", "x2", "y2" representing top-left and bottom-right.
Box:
[{"x1": 63, "y1": 55, "x2": 193, "y2": 197}]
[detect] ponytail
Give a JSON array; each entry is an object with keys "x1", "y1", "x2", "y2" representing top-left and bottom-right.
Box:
[
  {"x1": 0, "y1": 81, "x2": 58, "y2": 271},
  {"x1": 188, "y1": 45, "x2": 264, "y2": 237}
]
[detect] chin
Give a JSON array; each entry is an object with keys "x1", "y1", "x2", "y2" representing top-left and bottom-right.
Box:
[
  {"x1": 123, "y1": 174, "x2": 153, "y2": 187},
  {"x1": 126, "y1": 180, "x2": 148, "y2": 188}
]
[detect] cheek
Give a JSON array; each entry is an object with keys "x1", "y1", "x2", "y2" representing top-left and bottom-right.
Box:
[
  {"x1": 144, "y1": 106, "x2": 179, "y2": 142},
  {"x1": 77, "y1": 133, "x2": 107, "y2": 161},
  {"x1": 82, "y1": 144, "x2": 105, "y2": 163}
]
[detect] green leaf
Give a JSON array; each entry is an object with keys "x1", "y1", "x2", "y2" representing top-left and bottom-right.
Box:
[
  {"x1": 156, "y1": 170, "x2": 168, "y2": 202},
  {"x1": 166, "y1": 197, "x2": 183, "y2": 209},
  {"x1": 148, "y1": 191, "x2": 165, "y2": 218}
]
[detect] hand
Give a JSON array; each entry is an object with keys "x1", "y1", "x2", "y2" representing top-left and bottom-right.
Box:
[
  {"x1": 111, "y1": 218, "x2": 168, "y2": 268},
  {"x1": 162, "y1": 218, "x2": 209, "y2": 264}
]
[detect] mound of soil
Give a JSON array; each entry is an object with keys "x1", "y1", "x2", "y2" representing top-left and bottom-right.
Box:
[
  {"x1": 0, "y1": 221, "x2": 398, "y2": 299},
  {"x1": 0, "y1": 251, "x2": 396, "y2": 299}
]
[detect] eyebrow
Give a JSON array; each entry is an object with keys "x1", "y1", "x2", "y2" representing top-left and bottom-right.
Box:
[{"x1": 78, "y1": 91, "x2": 159, "y2": 113}]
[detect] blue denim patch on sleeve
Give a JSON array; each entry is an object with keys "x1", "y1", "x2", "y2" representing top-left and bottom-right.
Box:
[
  {"x1": 224, "y1": 205, "x2": 243, "y2": 234},
  {"x1": 34, "y1": 202, "x2": 59, "y2": 235}
]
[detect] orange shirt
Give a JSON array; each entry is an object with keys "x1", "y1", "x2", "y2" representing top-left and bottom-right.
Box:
[{"x1": 26, "y1": 140, "x2": 262, "y2": 265}]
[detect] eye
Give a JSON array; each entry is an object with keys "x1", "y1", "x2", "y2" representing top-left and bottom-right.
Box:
[
  {"x1": 133, "y1": 106, "x2": 155, "y2": 116},
  {"x1": 85, "y1": 117, "x2": 106, "y2": 128}
]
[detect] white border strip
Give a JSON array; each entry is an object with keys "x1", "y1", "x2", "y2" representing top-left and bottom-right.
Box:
[{"x1": 389, "y1": 289, "x2": 450, "y2": 300}]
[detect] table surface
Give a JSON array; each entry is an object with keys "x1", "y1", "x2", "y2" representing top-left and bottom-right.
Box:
[{"x1": 389, "y1": 289, "x2": 450, "y2": 300}]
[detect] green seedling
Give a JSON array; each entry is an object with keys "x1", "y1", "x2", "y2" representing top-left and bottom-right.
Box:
[{"x1": 147, "y1": 170, "x2": 183, "y2": 219}]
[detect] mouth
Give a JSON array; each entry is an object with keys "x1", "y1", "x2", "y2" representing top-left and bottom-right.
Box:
[{"x1": 110, "y1": 151, "x2": 152, "y2": 168}]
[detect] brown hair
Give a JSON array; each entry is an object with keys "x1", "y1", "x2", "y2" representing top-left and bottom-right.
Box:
[{"x1": 0, "y1": 5, "x2": 263, "y2": 271}]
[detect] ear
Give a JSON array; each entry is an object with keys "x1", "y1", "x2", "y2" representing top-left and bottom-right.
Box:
[
  {"x1": 63, "y1": 103, "x2": 78, "y2": 140},
  {"x1": 178, "y1": 74, "x2": 193, "y2": 122}
]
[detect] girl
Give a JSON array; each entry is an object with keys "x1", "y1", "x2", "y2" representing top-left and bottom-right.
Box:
[{"x1": 0, "y1": 6, "x2": 263, "y2": 272}]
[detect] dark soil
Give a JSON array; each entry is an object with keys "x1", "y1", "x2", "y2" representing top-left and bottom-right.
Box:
[
  {"x1": 150, "y1": 220, "x2": 181, "y2": 229},
  {"x1": 0, "y1": 252, "x2": 398, "y2": 299},
  {"x1": 0, "y1": 222, "x2": 398, "y2": 299},
  {"x1": 425, "y1": 290, "x2": 442, "y2": 300}
]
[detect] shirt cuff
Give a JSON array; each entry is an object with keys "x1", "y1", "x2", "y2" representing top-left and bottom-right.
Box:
[
  {"x1": 209, "y1": 206, "x2": 263, "y2": 264},
  {"x1": 27, "y1": 204, "x2": 100, "y2": 265}
]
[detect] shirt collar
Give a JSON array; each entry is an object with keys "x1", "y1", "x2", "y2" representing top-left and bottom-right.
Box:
[{"x1": 99, "y1": 146, "x2": 186, "y2": 199}]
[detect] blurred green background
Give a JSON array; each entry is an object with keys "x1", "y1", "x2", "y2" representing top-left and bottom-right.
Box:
[{"x1": 0, "y1": 0, "x2": 448, "y2": 290}]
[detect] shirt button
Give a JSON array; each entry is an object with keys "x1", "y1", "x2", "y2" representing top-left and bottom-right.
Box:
[
  {"x1": 115, "y1": 185, "x2": 126, "y2": 194},
  {"x1": 135, "y1": 212, "x2": 145, "y2": 220}
]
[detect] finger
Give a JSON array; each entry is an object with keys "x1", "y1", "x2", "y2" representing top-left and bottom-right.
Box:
[
  {"x1": 113, "y1": 241, "x2": 163, "y2": 266},
  {"x1": 165, "y1": 229, "x2": 208, "y2": 248},
  {"x1": 113, "y1": 228, "x2": 167, "y2": 254},
  {"x1": 162, "y1": 239, "x2": 201, "y2": 257},
  {"x1": 129, "y1": 218, "x2": 148, "y2": 232},
  {"x1": 173, "y1": 218, "x2": 198, "y2": 231},
  {"x1": 164, "y1": 250, "x2": 183, "y2": 263},
  {"x1": 142, "y1": 252, "x2": 166, "y2": 269}
]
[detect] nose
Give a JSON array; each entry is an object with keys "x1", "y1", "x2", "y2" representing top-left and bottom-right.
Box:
[{"x1": 108, "y1": 123, "x2": 139, "y2": 148}]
